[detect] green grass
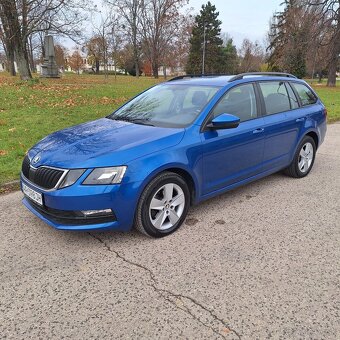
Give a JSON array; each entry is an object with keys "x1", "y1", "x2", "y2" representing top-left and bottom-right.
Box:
[
  {"x1": 308, "y1": 80, "x2": 340, "y2": 123},
  {"x1": 0, "y1": 73, "x2": 339, "y2": 187},
  {"x1": 0, "y1": 73, "x2": 160, "y2": 187}
]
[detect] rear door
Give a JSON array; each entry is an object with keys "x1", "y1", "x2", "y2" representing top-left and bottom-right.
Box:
[
  {"x1": 258, "y1": 81, "x2": 304, "y2": 172},
  {"x1": 201, "y1": 83, "x2": 265, "y2": 194}
]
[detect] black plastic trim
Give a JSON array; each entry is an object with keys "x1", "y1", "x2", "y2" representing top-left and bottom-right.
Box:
[{"x1": 26, "y1": 199, "x2": 116, "y2": 226}]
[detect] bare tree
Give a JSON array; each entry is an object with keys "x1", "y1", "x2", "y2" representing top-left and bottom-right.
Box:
[
  {"x1": 0, "y1": 0, "x2": 88, "y2": 79},
  {"x1": 106, "y1": 0, "x2": 143, "y2": 78},
  {"x1": 90, "y1": 9, "x2": 120, "y2": 79},
  {"x1": 141, "y1": 0, "x2": 188, "y2": 78},
  {"x1": 239, "y1": 39, "x2": 264, "y2": 73},
  {"x1": 305, "y1": 0, "x2": 340, "y2": 86}
]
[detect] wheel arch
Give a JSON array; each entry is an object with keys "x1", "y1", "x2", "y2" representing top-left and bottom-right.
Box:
[
  {"x1": 136, "y1": 164, "x2": 199, "y2": 206},
  {"x1": 290, "y1": 128, "x2": 319, "y2": 165},
  {"x1": 305, "y1": 131, "x2": 319, "y2": 149}
]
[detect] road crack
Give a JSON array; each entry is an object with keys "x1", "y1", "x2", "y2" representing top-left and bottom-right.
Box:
[{"x1": 88, "y1": 232, "x2": 241, "y2": 339}]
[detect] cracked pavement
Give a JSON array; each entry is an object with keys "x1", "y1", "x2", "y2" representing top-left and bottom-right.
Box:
[{"x1": 1, "y1": 123, "x2": 339, "y2": 339}]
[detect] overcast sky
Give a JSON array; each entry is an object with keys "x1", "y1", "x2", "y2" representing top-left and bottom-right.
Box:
[
  {"x1": 67, "y1": 0, "x2": 283, "y2": 49},
  {"x1": 186, "y1": 0, "x2": 283, "y2": 47}
]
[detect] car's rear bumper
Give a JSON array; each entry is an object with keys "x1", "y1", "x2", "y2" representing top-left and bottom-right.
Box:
[{"x1": 21, "y1": 175, "x2": 140, "y2": 231}]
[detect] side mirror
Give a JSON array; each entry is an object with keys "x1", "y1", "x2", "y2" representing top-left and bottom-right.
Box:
[{"x1": 206, "y1": 113, "x2": 240, "y2": 130}]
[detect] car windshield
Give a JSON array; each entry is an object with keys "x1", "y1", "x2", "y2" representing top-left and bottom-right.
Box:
[{"x1": 108, "y1": 84, "x2": 220, "y2": 128}]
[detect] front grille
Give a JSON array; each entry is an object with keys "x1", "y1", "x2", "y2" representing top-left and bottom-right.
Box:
[
  {"x1": 21, "y1": 155, "x2": 65, "y2": 190},
  {"x1": 33, "y1": 167, "x2": 64, "y2": 189},
  {"x1": 22, "y1": 155, "x2": 30, "y2": 178}
]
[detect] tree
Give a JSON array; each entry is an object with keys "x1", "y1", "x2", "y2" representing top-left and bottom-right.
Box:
[
  {"x1": 0, "y1": 0, "x2": 87, "y2": 79},
  {"x1": 222, "y1": 37, "x2": 238, "y2": 74},
  {"x1": 267, "y1": 0, "x2": 318, "y2": 79},
  {"x1": 0, "y1": 10, "x2": 16, "y2": 76},
  {"x1": 0, "y1": 0, "x2": 31, "y2": 79},
  {"x1": 141, "y1": 0, "x2": 188, "y2": 78},
  {"x1": 186, "y1": 1, "x2": 225, "y2": 74},
  {"x1": 305, "y1": 0, "x2": 340, "y2": 86},
  {"x1": 68, "y1": 50, "x2": 84, "y2": 74},
  {"x1": 55, "y1": 44, "x2": 67, "y2": 69},
  {"x1": 239, "y1": 39, "x2": 265, "y2": 73},
  {"x1": 86, "y1": 36, "x2": 105, "y2": 74},
  {"x1": 116, "y1": 44, "x2": 143, "y2": 76},
  {"x1": 106, "y1": 0, "x2": 143, "y2": 78}
]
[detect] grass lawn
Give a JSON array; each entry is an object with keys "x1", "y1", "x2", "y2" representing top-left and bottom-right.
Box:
[
  {"x1": 308, "y1": 80, "x2": 340, "y2": 123},
  {"x1": 0, "y1": 73, "x2": 339, "y2": 188}
]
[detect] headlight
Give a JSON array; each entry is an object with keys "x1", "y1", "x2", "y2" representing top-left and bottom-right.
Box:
[
  {"x1": 59, "y1": 169, "x2": 86, "y2": 189},
  {"x1": 83, "y1": 166, "x2": 127, "y2": 185}
]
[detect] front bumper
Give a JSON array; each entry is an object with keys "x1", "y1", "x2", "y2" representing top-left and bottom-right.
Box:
[{"x1": 21, "y1": 175, "x2": 140, "y2": 231}]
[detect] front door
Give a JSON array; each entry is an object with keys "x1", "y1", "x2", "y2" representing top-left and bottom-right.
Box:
[{"x1": 201, "y1": 83, "x2": 265, "y2": 195}]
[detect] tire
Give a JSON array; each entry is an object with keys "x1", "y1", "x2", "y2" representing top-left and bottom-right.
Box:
[
  {"x1": 284, "y1": 136, "x2": 316, "y2": 178},
  {"x1": 135, "y1": 172, "x2": 190, "y2": 237}
]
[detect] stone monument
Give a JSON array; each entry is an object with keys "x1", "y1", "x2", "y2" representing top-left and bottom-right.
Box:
[{"x1": 40, "y1": 34, "x2": 60, "y2": 78}]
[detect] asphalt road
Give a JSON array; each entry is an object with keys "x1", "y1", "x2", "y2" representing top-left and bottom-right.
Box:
[{"x1": 1, "y1": 123, "x2": 339, "y2": 340}]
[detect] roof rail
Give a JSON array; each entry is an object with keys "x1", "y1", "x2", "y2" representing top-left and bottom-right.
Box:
[
  {"x1": 168, "y1": 74, "x2": 232, "y2": 82},
  {"x1": 229, "y1": 72, "x2": 297, "y2": 82}
]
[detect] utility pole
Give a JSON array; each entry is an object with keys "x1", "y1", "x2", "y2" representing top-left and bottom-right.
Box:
[{"x1": 202, "y1": 22, "x2": 206, "y2": 75}]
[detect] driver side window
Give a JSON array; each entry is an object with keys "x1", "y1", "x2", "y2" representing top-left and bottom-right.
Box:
[{"x1": 212, "y1": 84, "x2": 257, "y2": 122}]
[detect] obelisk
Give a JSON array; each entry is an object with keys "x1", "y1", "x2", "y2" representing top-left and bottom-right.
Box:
[{"x1": 40, "y1": 35, "x2": 60, "y2": 78}]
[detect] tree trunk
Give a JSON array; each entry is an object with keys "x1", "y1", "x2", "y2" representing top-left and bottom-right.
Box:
[
  {"x1": 135, "y1": 57, "x2": 140, "y2": 78},
  {"x1": 15, "y1": 43, "x2": 32, "y2": 80},
  {"x1": 327, "y1": 59, "x2": 337, "y2": 87},
  {"x1": 327, "y1": 38, "x2": 339, "y2": 87},
  {"x1": 152, "y1": 61, "x2": 159, "y2": 79},
  {"x1": 163, "y1": 65, "x2": 167, "y2": 79},
  {"x1": 95, "y1": 59, "x2": 100, "y2": 74},
  {"x1": 28, "y1": 37, "x2": 36, "y2": 73},
  {"x1": 327, "y1": 10, "x2": 340, "y2": 87},
  {"x1": 8, "y1": 54, "x2": 16, "y2": 76},
  {"x1": 6, "y1": 43, "x2": 16, "y2": 76},
  {"x1": 1, "y1": 0, "x2": 32, "y2": 79}
]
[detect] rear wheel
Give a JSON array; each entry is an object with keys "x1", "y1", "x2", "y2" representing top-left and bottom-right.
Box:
[
  {"x1": 284, "y1": 136, "x2": 316, "y2": 178},
  {"x1": 135, "y1": 172, "x2": 190, "y2": 237}
]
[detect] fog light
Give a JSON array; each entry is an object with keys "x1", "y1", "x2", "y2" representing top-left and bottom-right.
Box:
[{"x1": 81, "y1": 209, "x2": 112, "y2": 217}]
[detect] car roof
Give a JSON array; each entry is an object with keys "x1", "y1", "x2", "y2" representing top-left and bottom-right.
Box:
[{"x1": 167, "y1": 73, "x2": 301, "y2": 87}]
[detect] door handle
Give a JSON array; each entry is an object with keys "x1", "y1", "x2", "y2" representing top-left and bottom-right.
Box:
[
  {"x1": 253, "y1": 128, "x2": 264, "y2": 134},
  {"x1": 296, "y1": 117, "x2": 306, "y2": 122}
]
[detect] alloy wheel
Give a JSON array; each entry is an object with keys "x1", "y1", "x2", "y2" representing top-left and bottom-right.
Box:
[
  {"x1": 298, "y1": 142, "x2": 314, "y2": 173},
  {"x1": 149, "y1": 183, "x2": 185, "y2": 230}
]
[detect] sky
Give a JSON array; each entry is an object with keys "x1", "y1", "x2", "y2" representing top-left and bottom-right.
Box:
[
  {"x1": 66, "y1": 0, "x2": 284, "y2": 50},
  {"x1": 186, "y1": 0, "x2": 283, "y2": 47}
]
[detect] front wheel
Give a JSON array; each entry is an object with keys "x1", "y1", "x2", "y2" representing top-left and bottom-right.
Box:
[
  {"x1": 135, "y1": 172, "x2": 190, "y2": 237},
  {"x1": 284, "y1": 136, "x2": 316, "y2": 178}
]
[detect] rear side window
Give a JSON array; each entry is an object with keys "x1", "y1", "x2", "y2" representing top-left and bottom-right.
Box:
[
  {"x1": 291, "y1": 83, "x2": 317, "y2": 106},
  {"x1": 212, "y1": 84, "x2": 257, "y2": 122},
  {"x1": 259, "y1": 81, "x2": 290, "y2": 115}
]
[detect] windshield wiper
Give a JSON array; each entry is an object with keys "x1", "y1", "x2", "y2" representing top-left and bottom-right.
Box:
[{"x1": 110, "y1": 116, "x2": 155, "y2": 126}]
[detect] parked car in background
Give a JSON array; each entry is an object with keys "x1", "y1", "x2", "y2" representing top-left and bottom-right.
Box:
[{"x1": 21, "y1": 72, "x2": 327, "y2": 237}]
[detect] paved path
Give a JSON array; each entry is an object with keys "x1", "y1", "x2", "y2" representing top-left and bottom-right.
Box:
[{"x1": 1, "y1": 124, "x2": 339, "y2": 339}]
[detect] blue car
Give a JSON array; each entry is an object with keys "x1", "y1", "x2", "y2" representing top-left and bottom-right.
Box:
[{"x1": 21, "y1": 72, "x2": 327, "y2": 237}]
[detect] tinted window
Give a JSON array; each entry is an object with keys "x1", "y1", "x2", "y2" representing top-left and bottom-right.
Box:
[
  {"x1": 291, "y1": 83, "x2": 317, "y2": 106},
  {"x1": 286, "y1": 83, "x2": 299, "y2": 109},
  {"x1": 212, "y1": 84, "x2": 257, "y2": 122},
  {"x1": 259, "y1": 81, "x2": 290, "y2": 115}
]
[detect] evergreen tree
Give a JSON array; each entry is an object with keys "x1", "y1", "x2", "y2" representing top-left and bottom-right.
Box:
[
  {"x1": 186, "y1": 2, "x2": 225, "y2": 74},
  {"x1": 222, "y1": 38, "x2": 238, "y2": 74}
]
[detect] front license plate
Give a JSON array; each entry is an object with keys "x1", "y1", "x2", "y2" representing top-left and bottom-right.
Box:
[{"x1": 22, "y1": 183, "x2": 43, "y2": 206}]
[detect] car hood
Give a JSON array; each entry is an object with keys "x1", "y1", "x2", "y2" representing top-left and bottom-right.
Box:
[{"x1": 28, "y1": 118, "x2": 185, "y2": 168}]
